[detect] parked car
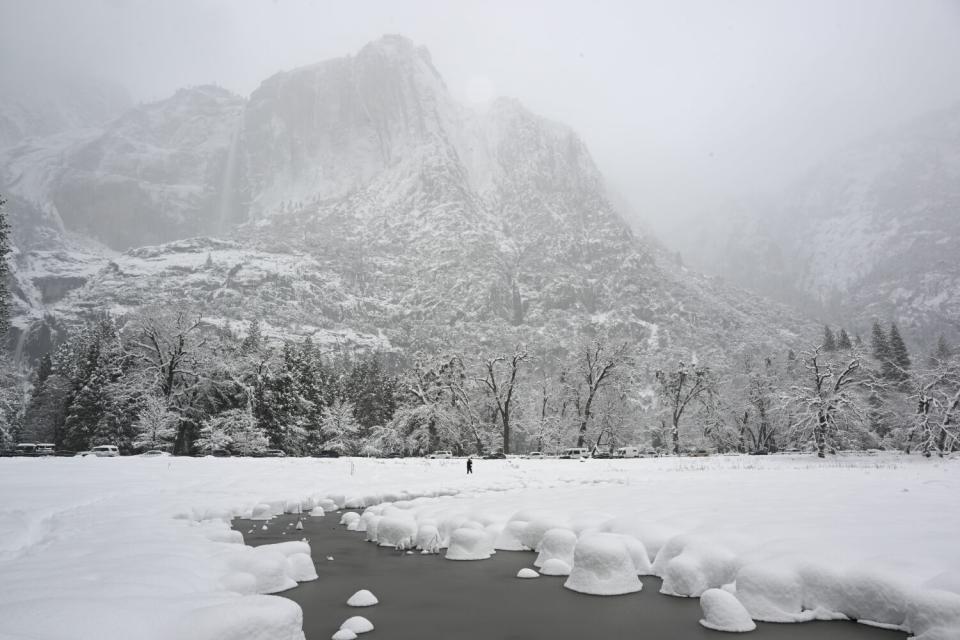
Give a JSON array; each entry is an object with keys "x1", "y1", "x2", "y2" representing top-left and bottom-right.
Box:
[
  {"x1": 522, "y1": 451, "x2": 544, "y2": 459},
  {"x1": 313, "y1": 450, "x2": 340, "y2": 458},
  {"x1": 140, "y1": 450, "x2": 172, "y2": 457},
  {"x1": 91, "y1": 445, "x2": 120, "y2": 457},
  {"x1": 614, "y1": 446, "x2": 641, "y2": 458},
  {"x1": 591, "y1": 451, "x2": 612, "y2": 459},
  {"x1": 427, "y1": 451, "x2": 453, "y2": 459},
  {"x1": 483, "y1": 451, "x2": 506, "y2": 460},
  {"x1": 559, "y1": 447, "x2": 590, "y2": 459},
  {"x1": 261, "y1": 449, "x2": 286, "y2": 457}
]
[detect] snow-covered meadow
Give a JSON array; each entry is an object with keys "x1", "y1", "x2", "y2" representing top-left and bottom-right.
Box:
[{"x1": 1, "y1": 454, "x2": 958, "y2": 640}]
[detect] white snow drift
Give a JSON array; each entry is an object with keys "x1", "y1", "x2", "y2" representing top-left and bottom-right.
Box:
[{"x1": 2, "y1": 454, "x2": 960, "y2": 640}]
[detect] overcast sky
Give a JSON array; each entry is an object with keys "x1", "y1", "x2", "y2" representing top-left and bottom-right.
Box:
[{"x1": 3, "y1": 0, "x2": 960, "y2": 240}]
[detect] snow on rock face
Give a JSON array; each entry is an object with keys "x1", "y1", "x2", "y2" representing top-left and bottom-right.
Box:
[
  {"x1": 534, "y1": 528, "x2": 577, "y2": 568},
  {"x1": 377, "y1": 516, "x2": 418, "y2": 549},
  {"x1": 517, "y1": 568, "x2": 540, "y2": 579},
  {"x1": 347, "y1": 590, "x2": 379, "y2": 607},
  {"x1": 698, "y1": 588, "x2": 757, "y2": 633},
  {"x1": 563, "y1": 533, "x2": 643, "y2": 596},
  {"x1": 446, "y1": 527, "x2": 494, "y2": 561},
  {"x1": 340, "y1": 616, "x2": 374, "y2": 634}
]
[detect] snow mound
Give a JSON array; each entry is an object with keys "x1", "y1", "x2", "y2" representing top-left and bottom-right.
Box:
[
  {"x1": 699, "y1": 588, "x2": 757, "y2": 633},
  {"x1": 175, "y1": 595, "x2": 305, "y2": 640},
  {"x1": 285, "y1": 553, "x2": 318, "y2": 582},
  {"x1": 735, "y1": 563, "x2": 805, "y2": 622},
  {"x1": 416, "y1": 524, "x2": 442, "y2": 553},
  {"x1": 311, "y1": 507, "x2": 326, "y2": 517},
  {"x1": 541, "y1": 559, "x2": 572, "y2": 576},
  {"x1": 377, "y1": 517, "x2": 418, "y2": 549},
  {"x1": 347, "y1": 590, "x2": 378, "y2": 607},
  {"x1": 362, "y1": 515, "x2": 381, "y2": 543},
  {"x1": 339, "y1": 512, "x2": 360, "y2": 526},
  {"x1": 340, "y1": 616, "x2": 374, "y2": 634},
  {"x1": 564, "y1": 533, "x2": 642, "y2": 596},
  {"x1": 534, "y1": 528, "x2": 577, "y2": 569},
  {"x1": 331, "y1": 630, "x2": 356, "y2": 640},
  {"x1": 316, "y1": 498, "x2": 338, "y2": 512},
  {"x1": 519, "y1": 514, "x2": 568, "y2": 551},
  {"x1": 657, "y1": 535, "x2": 741, "y2": 597},
  {"x1": 516, "y1": 568, "x2": 540, "y2": 579},
  {"x1": 446, "y1": 527, "x2": 494, "y2": 561},
  {"x1": 494, "y1": 520, "x2": 528, "y2": 551}
]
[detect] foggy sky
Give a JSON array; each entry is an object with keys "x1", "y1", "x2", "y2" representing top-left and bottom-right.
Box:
[{"x1": 3, "y1": 0, "x2": 960, "y2": 242}]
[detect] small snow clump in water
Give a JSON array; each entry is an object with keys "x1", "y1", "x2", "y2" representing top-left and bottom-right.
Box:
[
  {"x1": 347, "y1": 589, "x2": 379, "y2": 607},
  {"x1": 699, "y1": 588, "x2": 757, "y2": 632}
]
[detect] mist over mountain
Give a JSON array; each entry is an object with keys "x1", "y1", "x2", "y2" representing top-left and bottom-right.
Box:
[
  {"x1": 680, "y1": 104, "x2": 960, "y2": 346},
  {"x1": 1, "y1": 35, "x2": 811, "y2": 364}
]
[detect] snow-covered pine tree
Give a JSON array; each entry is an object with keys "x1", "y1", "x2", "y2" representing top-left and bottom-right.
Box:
[
  {"x1": 822, "y1": 326, "x2": 838, "y2": 351},
  {"x1": 887, "y1": 323, "x2": 911, "y2": 380},
  {"x1": 239, "y1": 319, "x2": 262, "y2": 355},
  {"x1": 0, "y1": 194, "x2": 11, "y2": 336},
  {"x1": 837, "y1": 329, "x2": 853, "y2": 350},
  {"x1": 930, "y1": 335, "x2": 953, "y2": 367}
]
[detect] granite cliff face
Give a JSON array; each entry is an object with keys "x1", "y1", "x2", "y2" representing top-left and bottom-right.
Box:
[{"x1": 2, "y1": 36, "x2": 812, "y2": 362}]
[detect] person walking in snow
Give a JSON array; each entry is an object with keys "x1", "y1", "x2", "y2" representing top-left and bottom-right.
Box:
[{"x1": 466, "y1": 457, "x2": 473, "y2": 474}]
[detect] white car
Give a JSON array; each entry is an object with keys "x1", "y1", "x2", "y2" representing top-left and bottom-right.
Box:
[
  {"x1": 90, "y1": 445, "x2": 120, "y2": 457},
  {"x1": 427, "y1": 451, "x2": 453, "y2": 459},
  {"x1": 523, "y1": 452, "x2": 544, "y2": 459},
  {"x1": 560, "y1": 447, "x2": 590, "y2": 459},
  {"x1": 140, "y1": 450, "x2": 171, "y2": 457}
]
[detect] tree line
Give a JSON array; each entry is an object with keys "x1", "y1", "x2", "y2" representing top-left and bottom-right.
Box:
[{"x1": 1, "y1": 305, "x2": 957, "y2": 459}]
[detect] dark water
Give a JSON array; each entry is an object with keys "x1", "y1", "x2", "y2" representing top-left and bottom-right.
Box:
[{"x1": 234, "y1": 515, "x2": 908, "y2": 640}]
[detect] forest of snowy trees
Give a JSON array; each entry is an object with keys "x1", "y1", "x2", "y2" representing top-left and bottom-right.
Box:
[{"x1": 1, "y1": 303, "x2": 958, "y2": 459}]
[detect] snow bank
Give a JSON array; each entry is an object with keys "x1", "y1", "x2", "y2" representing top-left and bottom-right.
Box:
[
  {"x1": 699, "y1": 588, "x2": 756, "y2": 632},
  {"x1": 534, "y1": 528, "x2": 577, "y2": 568}
]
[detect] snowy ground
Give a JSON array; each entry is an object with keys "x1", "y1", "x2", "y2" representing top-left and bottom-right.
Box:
[{"x1": 0, "y1": 454, "x2": 958, "y2": 640}]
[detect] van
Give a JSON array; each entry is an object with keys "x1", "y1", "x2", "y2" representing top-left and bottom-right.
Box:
[
  {"x1": 615, "y1": 446, "x2": 640, "y2": 458},
  {"x1": 427, "y1": 450, "x2": 453, "y2": 459},
  {"x1": 560, "y1": 447, "x2": 589, "y2": 459},
  {"x1": 91, "y1": 445, "x2": 120, "y2": 457}
]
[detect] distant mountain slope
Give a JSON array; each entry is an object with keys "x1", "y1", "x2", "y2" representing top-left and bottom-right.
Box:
[
  {"x1": 690, "y1": 105, "x2": 960, "y2": 345},
  {"x1": 1, "y1": 36, "x2": 814, "y2": 363}
]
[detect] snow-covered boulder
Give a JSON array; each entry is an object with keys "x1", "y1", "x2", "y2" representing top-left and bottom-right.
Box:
[
  {"x1": 416, "y1": 524, "x2": 442, "y2": 553},
  {"x1": 340, "y1": 616, "x2": 374, "y2": 634},
  {"x1": 541, "y1": 559, "x2": 572, "y2": 576},
  {"x1": 347, "y1": 590, "x2": 378, "y2": 607},
  {"x1": 699, "y1": 588, "x2": 756, "y2": 632},
  {"x1": 735, "y1": 563, "x2": 804, "y2": 621},
  {"x1": 519, "y1": 514, "x2": 568, "y2": 551},
  {"x1": 363, "y1": 515, "x2": 382, "y2": 542},
  {"x1": 339, "y1": 512, "x2": 360, "y2": 526},
  {"x1": 377, "y1": 516, "x2": 418, "y2": 549},
  {"x1": 534, "y1": 528, "x2": 577, "y2": 568},
  {"x1": 564, "y1": 533, "x2": 642, "y2": 596},
  {"x1": 494, "y1": 520, "x2": 529, "y2": 551},
  {"x1": 517, "y1": 568, "x2": 540, "y2": 579},
  {"x1": 446, "y1": 527, "x2": 494, "y2": 561}
]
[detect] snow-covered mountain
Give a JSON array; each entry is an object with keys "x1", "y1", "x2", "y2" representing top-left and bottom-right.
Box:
[
  {"x1": 692, "y1": 105, "x2": 960, "y2": 345},
  {"x1": 2, "y1": 36, "x2": 812, "y2": 362}
]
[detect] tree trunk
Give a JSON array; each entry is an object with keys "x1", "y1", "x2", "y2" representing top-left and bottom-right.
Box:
[
  {"x1": 815, "y1": 411, "x2": 827, "y2": 458},
  {"x1": 672, "y1": 416, "x2": 681, "y2": 455}
]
